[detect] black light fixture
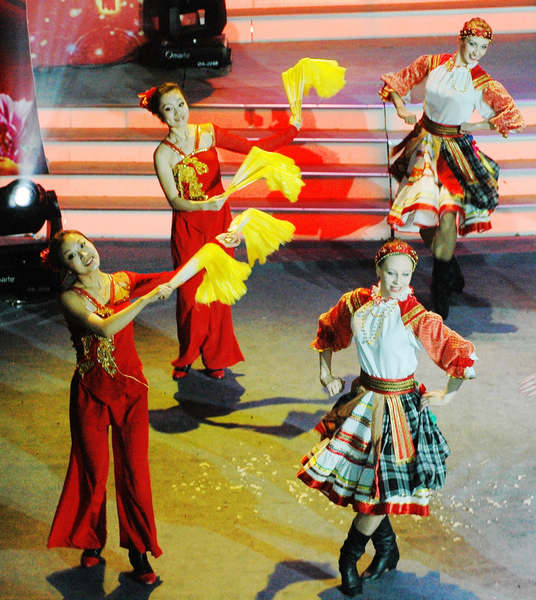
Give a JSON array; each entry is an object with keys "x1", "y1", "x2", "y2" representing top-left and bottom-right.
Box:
[
  {"x1": 142, "y1": 0, "x2": 231, "y2": 69},
  {"x1": 0, "y1": 178, "x2": 63, "y2": 299},
  {"x1": 159, "y1": 0, "x2": 228, "y2": 40}
]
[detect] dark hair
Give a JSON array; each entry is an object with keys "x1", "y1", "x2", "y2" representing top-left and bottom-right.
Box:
[
  {"x1": 45, "y1": 229, "x2": 91, "y2": 271},
  {"x1": 148, "y1": 82, "x2": 186, "y2": 121}
]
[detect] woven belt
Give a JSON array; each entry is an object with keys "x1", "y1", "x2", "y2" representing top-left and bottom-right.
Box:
[
  {"x1": 360, "y1": 371, "x2": 417, "y2": 464},
  {"x1": 421, "y1": 114, "x2": 462, "y2": 138},
  {"x1": 359, "y1": 371, "x2": 416, "y2": 394}
]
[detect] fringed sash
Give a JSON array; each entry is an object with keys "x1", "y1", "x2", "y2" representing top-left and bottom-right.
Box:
[{"x1": 360, "y1": 371, "x2": 416, "y2": 464}]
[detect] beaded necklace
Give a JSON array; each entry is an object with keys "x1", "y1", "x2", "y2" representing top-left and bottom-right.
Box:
[
  {"x1": 447, "y1": 53, "x2": 476, "y2": 94},
  {"x1": 356, "y1": 286, "x2": 399, "y2": 345}
]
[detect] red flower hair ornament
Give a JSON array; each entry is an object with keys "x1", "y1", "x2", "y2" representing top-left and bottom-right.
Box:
[
  {"x1": 40, "y1": 247, "x2": 58, "y2": 271},
  {"x1": 375, "y1": 239, "x2": 418, "y2": 271},
  {"x1": 138, "y1": 86, "x2": 157, "y2": 110}
]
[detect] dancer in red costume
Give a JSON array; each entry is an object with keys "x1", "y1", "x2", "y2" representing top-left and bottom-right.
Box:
[
  {"x1": 379, "y1": 18, "x2": 524, "y2": 319},
  {"x1": 297, "y1": 239, "x2": 477, "y2": 596},
  {"x1": 139, "y1": 82, "x2": 300, "y2": 380},
  {"x1": 44, "y1": 229, "x2": 241, "y2": 584}
]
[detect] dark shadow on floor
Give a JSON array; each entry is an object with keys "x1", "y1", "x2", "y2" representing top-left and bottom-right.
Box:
[
  {"x1": 256, "y1": 560, "x2": 335, "y2": 600},
  {"x1": 317, "y1": 569, "x2": 482, "y2": 600},
  {"x1": 280, "y1": 255, "x2": 376, "y2": 295},
  {"x1": 47, "y1": 565, "x2": 162, "y2": 600},
  {"x1": 149, "y1": 400, "x2": 329, "y2": 438},
  {"x1": 149, "y1": 368, "x2": 332, "y2": 437},
  {"x1": 448, "y1": 292, "x2": 518, "y2": 337}
]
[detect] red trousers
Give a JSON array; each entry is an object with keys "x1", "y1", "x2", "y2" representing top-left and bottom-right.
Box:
[
  {"x1": 171, "y1": 209, "x2": 244, "y2": 370},
  {"x1": 172, "y1": 269, "x2": 244, "y2": 369},
  {"x1": 47, "y1": 377, "x2": 162, "y2": 557}
]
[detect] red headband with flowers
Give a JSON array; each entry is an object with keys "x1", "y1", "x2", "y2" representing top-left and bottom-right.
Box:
[
  {"x1": 375, "y1": 239, "x2": 418, "y2": 270},
  {"x1": 459, "y1": 17, "x2": 493, "y2": 41},
  {"x1": 138, "y1": 86, "x2": 157, "y2": 110}
]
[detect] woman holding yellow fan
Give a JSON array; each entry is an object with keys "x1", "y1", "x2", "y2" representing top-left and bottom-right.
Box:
[{"x1": 139, "y1": 81, "x2": 300, "y2": 381}]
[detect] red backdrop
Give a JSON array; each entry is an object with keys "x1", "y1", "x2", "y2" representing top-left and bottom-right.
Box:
[{"x1": 26, "y1": 0, "x2": 148, "y2": 67}]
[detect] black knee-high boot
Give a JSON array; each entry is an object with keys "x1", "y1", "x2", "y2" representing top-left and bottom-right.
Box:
[
  {"x1": 363, "y1": 516, "x2": 400, "y2": 582},
  {"x1": 431, "y1": 257, "x2": 451, "y2": 319},
  {"x1": 449, "y1": 256, "x2": 465, "y2": 293},
  {"x1": 339, "y1": 524, "x2": 370, "y2": 596}
]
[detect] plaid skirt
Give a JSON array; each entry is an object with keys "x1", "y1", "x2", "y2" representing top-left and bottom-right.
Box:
[
  {"x1": 388, "y1": 127, "x2": 499, "y2": 236},
  {"x1": 297, "y1": 387, "x2": 450, "y2": 516}
]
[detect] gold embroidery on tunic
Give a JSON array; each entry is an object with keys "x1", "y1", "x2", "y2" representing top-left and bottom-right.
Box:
[
  {"x1": 173, "y1": 156, "x2": 209, "y2": 199},
  {"x1": 76, "y1": 303, "x2": 117, "y2": 378},
  {"x1": 96, "y1": 337, "x2": 117, "y2": 376},
  {"x1": 77, "y1": 333, "x2": 117, "y2": 378},
  {"x1": 77, "y1": 335, "x2": 95, "y2": 378},
  {"x1": 113, "y1": 272, "x2": 131, "y2": 303}
]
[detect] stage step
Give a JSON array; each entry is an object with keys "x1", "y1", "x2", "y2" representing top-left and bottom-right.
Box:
[
  {"x1": 37, "y1": 101, "x2": 536, "y2": 132},
  {"x1": 42, "y1": 128, "x2": 536, "y2": 167},
  {"x1": 224, "y1": 1, "x2": 536, "y2": 43},
  {"x1": 4, "y1": 101, "x2": 534, "y2": 241},
  {"x1": 5, "y1": 162, "x2": 533, "y2": 204},
  {"x1": 35, "y1": 207, "x2": 536, "y2": 243}
]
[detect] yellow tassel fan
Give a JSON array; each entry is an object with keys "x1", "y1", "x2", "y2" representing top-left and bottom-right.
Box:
[
  {"x1": 282, "y1": 57, "x2": 347, "y2": 123},
  {"x1": 226, "y1": 146, "x2": 304, "y2": 204},
  {"x1": 229, "y1": 208, "x2": 295, "y2": 266},
  {"x1": 193, "y1": 243, "x2": 252, "y2": 305}
]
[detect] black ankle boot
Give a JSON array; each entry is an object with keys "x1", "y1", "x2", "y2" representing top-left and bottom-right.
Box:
[
  {"x1": 363, "y1": 516, "x2": 400, "y2": 582},
  {"x1": 431, "y1": 257, "x2": 451, "y2": 319},
  {"x1": 338, "y1": 525, "x2": 370, "y2": 596},
  {"x1": 449, "y1": 256, "x2": 465, "y2": 293}
]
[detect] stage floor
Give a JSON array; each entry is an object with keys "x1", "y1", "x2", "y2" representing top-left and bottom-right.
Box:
[
  {"x1": 33, "y1": 35, "x2": 536, "y2": 108},
  {"x1": 1, "y1": 238, "x2": 536, "y2": 600}
]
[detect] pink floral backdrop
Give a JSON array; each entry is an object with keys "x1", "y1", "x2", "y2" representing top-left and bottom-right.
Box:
[{"x1": 0, "y1": 0, "x2": 47, "y2": 175}]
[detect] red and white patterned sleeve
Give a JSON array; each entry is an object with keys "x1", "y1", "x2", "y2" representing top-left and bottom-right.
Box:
[
  {"x1": 482, "y1": 80, "x2": 525, "y2": 137},
  {"x1": 311, "y1": 288, "x2": 367, "y2": 352},
  {"x1": 378, "y1": 54, "x2": 433, "y2": 102},
  {"x1": 411, "y1": 311, "x2": 476, "y2": 379}
]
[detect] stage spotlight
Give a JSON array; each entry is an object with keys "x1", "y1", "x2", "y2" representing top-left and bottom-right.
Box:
[
  {"x1": 9, "y1": 181, "x2": 35, "y2": 208},
  {"x1": 0, "y1": 178, "x2": 63, "y2": 299},
  {"x1": 0, "y1": 179, "x2": 61, "y2": 236}
]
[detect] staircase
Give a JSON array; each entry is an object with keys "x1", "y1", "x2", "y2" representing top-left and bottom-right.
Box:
[
  {"x1": 2, "y1": 2, "x2": 534, "y2": 242},
  {"x1": 1, "y1": 98, "x2": 532, "y2": 241}
]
